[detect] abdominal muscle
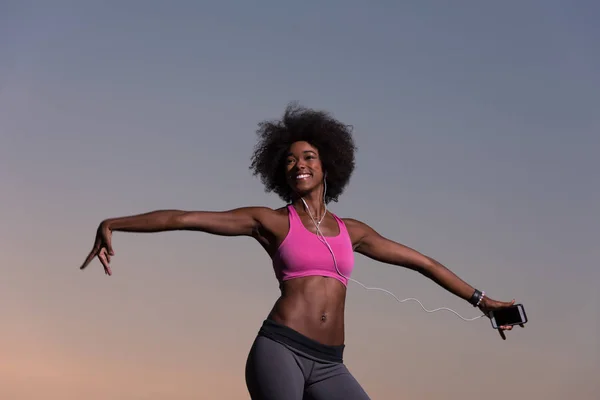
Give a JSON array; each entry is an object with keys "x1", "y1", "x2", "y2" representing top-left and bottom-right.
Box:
[{"x1": 267, "y1": 275, "x2": 347, "y2": 346}]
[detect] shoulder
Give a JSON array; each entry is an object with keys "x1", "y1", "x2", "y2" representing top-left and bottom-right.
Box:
[
  {"x1": 230, "y1": 206, "x2": 290, "y2": 248},
  {"x1": 341, "y1": 217, "x2": 374, "y2": 232},
  {"x1": 246, "y1": 205, "x2": 290, "y2": 229},
  {"x1": 233, "y1": 205, "x2": 287, "y2": 220},
  {"x1": 259, "y1": 205, "x2": 290, "y2": 219},
  {"x1": 219, "y1": 206, "x2": 287, "y2": 229},
  {"x1": 234, "y1": 205, "x2": 286, "y2": 215},
  {"x1": 340, "y1": 217, "x2": 379, "y2": 247}
]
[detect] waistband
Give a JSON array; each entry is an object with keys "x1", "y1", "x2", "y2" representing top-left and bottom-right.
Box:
[{"x1": 257, "y1": 318, "x2": 345, "y2": 363}]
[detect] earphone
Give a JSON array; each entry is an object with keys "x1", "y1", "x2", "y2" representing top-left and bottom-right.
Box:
[{"x1": 300, "y1": 178, "x2": 486, "y2": 322}]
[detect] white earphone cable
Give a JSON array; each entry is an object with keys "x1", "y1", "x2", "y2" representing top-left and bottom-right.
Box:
[{"x1": 300, "y1": 180, "x2": 486, "y2": 322}]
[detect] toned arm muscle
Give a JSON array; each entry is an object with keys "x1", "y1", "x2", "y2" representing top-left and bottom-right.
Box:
[
  {"x1": 105, "y1": 207, "x2": 272, "y2": 237},
  {"x1": 81, "y1": 207, "x2": 276, "y2": 274}
]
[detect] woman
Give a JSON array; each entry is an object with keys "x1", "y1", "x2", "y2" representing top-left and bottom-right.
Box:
[{"x1": 80, "y1": 104, "x2": 519, "y2": 399}]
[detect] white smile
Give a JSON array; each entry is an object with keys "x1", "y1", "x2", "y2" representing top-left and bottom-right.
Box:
[{"x1": 296, "y1": 174, "x2": 311, "y2": 180}]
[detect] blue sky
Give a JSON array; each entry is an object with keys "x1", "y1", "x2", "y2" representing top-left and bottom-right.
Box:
[{"x1": 1, "y1": 1, "x2": 598, "y2": 399}]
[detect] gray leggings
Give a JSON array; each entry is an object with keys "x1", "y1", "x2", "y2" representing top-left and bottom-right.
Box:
[{"x1": 245, "y1": 335, "x2": 371, "y2": 400}]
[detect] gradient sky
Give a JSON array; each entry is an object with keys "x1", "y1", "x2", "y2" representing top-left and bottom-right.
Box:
[{"x1": 1, "y1": 1, "x2": 599, "y2": 399}]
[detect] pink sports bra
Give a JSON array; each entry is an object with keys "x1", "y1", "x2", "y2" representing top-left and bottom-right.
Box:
[{"x1": 272, "y1": 205, "x2": 355, "y2": 286}]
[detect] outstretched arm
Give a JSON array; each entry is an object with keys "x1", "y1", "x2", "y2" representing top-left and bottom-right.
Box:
[
  {"x1": 345, "y1": 218, "x2": 478, "y2": 301},
  {"x1": 80, "y1": 207, "x2": 272, "y2": 275},
  {"x1": 344, "y1": 218, "x2": 519, "y2": 339},
  {"x1": 104, "y1": 207, "x2": 268, "y2": 236}
]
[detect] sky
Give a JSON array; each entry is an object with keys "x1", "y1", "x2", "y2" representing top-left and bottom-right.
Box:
[{"x1": 1, "y1": 1, "x2": 599, "y2": 399}]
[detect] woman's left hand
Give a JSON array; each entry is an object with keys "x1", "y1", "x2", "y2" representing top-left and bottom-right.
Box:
[{"x1": 478, "y1": 298, "x2": 524, "y2": 340}]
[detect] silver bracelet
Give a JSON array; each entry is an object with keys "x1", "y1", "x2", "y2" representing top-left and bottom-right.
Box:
[{"x1": 476, "y1": 291, "x2": 486, "y2": 307}]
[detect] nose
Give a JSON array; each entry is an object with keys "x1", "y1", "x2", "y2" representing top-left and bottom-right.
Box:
[{"x1": 293, "y1": 159, "x2": 308, "y2": 171}]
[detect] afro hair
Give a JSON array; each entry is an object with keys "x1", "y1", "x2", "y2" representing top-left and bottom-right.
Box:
[{"x1": 250, "y1": 102, "x2": 356, "y2": 203}]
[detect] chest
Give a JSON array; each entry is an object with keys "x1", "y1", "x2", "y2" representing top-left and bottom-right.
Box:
[{"x1": 275, "y1": 221, "x2": 355, "y2": 276}]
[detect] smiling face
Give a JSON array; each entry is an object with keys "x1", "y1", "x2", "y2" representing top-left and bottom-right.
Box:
[{"x1": 284, "y1": 141, "x2": 325, "y2": 197}]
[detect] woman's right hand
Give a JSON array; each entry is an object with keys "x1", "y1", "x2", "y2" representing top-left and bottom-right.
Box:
[{"x1": 80, "y1": 220, "x2": 114, "y2": 276}]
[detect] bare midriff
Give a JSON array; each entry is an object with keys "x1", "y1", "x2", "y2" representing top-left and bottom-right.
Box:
[{"x1": 268, "y1": 275, "x2": 347, "y2": 346}]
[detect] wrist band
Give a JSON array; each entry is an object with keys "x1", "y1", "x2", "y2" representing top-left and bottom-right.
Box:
[
  {"x1": 476, "y1": 291, "x2": 486, "y2": 307},
  {"x1": 468, "y1": 289, "x2": 482, "y2": 307}
]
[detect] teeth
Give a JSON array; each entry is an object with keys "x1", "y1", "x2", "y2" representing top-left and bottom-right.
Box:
[{"x1": 296, "y1": 174, "x2": 310, "y2": 179}]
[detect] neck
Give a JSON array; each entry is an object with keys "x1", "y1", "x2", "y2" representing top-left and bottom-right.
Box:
[{"x1": 293, "y1": 190, "x2": 326, "y2": 220}]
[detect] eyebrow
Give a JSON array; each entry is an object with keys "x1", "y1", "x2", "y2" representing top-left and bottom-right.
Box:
[{"x1": 287, "y1": 150, "x2": 318, "y2": 156}]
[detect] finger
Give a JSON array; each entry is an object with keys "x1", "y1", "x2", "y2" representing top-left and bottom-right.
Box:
[
  {"x1": 498, "y1": 328, "x2": 506, "y2": 340},
  {"x1": 493, "y1": 299, "x2": 516, "y2": 310},
  {"x1": 80, "y1": 245, "x2": 100, "y2": 270},
  {"x1": 101, "y1": 250, "x2": 112, "y2": 276},
  {"x1": 98, "y1": 248, "x2": 112, "y2": 276},
  {"x1": 81, "y1": 234, "x2": 103, "y2": 270}
]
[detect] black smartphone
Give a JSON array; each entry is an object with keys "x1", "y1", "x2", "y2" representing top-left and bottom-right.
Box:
[{"x1": 489, "y1": 304, "x2": 528, "y2": 329}]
